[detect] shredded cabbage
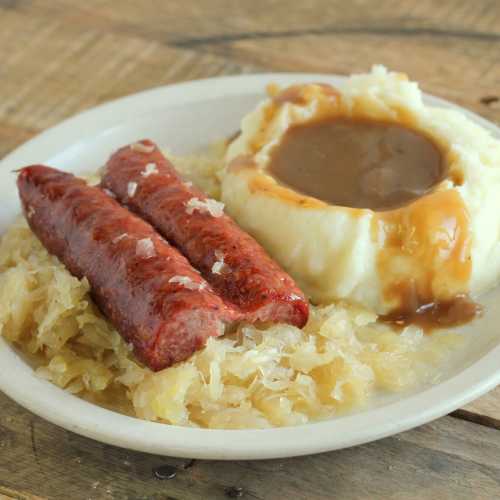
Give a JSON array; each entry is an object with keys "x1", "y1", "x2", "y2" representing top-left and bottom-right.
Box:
[{"x1": 0, "y1": 219, "x2": 462, "y2": 428}]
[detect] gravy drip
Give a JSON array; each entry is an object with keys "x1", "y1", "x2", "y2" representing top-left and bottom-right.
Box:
[
  {"x1": 376, "y1": 189, "x2": 479, "y2": 331},
  {"x1": 268, "y1": 118, "x2": 446, "y2": 211},
  {"x1": 381, "y1": 293, "x2": 481, "y2": 331}
]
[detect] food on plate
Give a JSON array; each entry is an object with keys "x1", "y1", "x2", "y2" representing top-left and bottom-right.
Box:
[
  {"x1": 0, "y1": 219, "x2": 462, "y2": 426},
  {"x1": 223, "y1": 66, "x2": 500, "y2": 321},
  {"x1": 102, "y1": 140, "x2": 308, "y2": 327},
  {"x1": 1, "y1": 66, "x2": 498, "y2": 429},
  {"x1": 17, "y1": 165, "x2": 240, "y2": 371}
]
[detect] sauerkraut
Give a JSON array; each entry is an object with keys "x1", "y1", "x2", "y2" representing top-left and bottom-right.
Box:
[{"x1": 0, "y1": 147, "x2": 463, "y2": 429}]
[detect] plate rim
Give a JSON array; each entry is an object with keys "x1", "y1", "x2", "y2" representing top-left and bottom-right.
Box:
[{"x1": 1, "y1": 72, "x2": 499, "y2": 460}]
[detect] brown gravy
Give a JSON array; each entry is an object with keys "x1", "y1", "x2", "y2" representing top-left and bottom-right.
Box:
[
  {"x1": 268, "y1": 118, "x2": 446, "y2": 211},
  {"x1": 381, "y1": 294, "x2": 481, "y2": 332},
  {"x1": 375, "y1": 188, "x2": 479, "y2": 332}
]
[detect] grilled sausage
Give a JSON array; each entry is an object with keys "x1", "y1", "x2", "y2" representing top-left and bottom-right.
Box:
[
  {"x1": 102, "y1": 140, "x2": 309, "y2": 327},
  {"x1": 17, "y1": 165, "x2": 240, "y2": 371}
]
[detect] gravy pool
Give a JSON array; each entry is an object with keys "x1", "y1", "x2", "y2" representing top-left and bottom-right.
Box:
[{"x1": 268, "y1": 118, "x2": 446, "y2": 211}]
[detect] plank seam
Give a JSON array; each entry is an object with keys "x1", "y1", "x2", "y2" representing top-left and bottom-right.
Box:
[{"x1": 171, "y1": 26, "x2": 500, "y2": 48}]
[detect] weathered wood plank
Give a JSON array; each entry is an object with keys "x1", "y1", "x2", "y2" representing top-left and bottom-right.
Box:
[
  {"x1": 0, "y1": 485, "x2": 46, "y2": 500},
  {"x1": 0, "y1": 392, "x2": 499, "y2": 500},
  {"x1": 1, "y1": 1, "x2": 498, "y2": 142},
  {"x1": 0, "y1": 9, "x2": 257, "y2": 134},
  {"x1": 0, "y1": 124, "x2": 37, "y2": 159},
  {"x1": 4, "y1": 0, "x2": 500, "y2": 112},
  {"x1": 9, "y1": 0, "x2": 500, "y2": 43},
  {"x1": 464, "y1": 385, "x2": 500, "y2": 422},
  {"x1": 196, "y1": 33, "x2": 500, "y2": 125},
  {"x1": 453, "y1": 385, "x2": 500, "y2": 429},
  {"x1": 1, "y1": 2, "x2": 498, "y2": 143}
]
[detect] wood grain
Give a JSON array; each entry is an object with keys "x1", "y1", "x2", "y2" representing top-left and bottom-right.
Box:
[
  {"x1": 0, "y1": 7, "x2": 257, "y2": 157},
  {"x1": 453, "y1": 385, "x2": 500, "y2": 428},
  {"x1": 0, "y1": 485, "x2": 46, "y2": 500},
  {"x1": 0, "y1": 0, "x2": 500, "y2": 498},
  {"x1": 0, "y1": 391, "x2": 499, "y2": 500}
]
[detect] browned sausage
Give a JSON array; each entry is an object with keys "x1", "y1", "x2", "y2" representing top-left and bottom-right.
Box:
[
  {"x1": 102, "y1": 140, "x2": 309, "y2": 327},
  {"x1": 17, "y1": 165, "x2": 240, "y2": 371}
]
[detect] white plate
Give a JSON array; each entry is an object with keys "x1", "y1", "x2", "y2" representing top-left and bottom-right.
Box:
[{"x1": 1, "y1": 73, "x2": 499, "y2": 460}]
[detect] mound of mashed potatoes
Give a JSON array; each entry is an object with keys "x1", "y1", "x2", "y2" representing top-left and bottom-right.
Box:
[
  {"x1": 223, "y1": 66, "x2": 500, "y2": 316},
  {"x1": 0, "y1": 144, "x2": 463, "y2": 429}
]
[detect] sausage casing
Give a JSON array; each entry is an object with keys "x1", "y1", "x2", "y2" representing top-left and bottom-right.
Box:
[
  {"x1": 102, "y1": 140, "x2": 309, "y2": 327},
  {"x1": 17, "y1": 165, "x2": 240, "y2": 371}
]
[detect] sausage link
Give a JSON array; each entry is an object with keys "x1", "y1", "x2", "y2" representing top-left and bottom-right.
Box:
[
  {"x1": 102, "y1": 140, "x2": 309, "y2": 327},
  {"x1": 17, "y1": 165, "x2": 240, "y2": 371}
]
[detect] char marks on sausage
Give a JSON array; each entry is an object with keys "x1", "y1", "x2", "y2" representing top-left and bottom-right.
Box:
[
  {"x1": 17, "y1": 165, "x2": 240, "y2": 371},
  {"x1": 102, "y1": 140, "x2": 309, "y2": 327}
]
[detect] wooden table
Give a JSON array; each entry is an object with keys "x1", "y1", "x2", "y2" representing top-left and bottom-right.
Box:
[{"x1": 1, "y1": 1, "x2": 499, "y2": 498}]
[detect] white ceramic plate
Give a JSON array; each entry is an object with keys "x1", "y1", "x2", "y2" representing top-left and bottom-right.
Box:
[{"x1": 1, "y1": 73, "x2": 499, "y2": 460}]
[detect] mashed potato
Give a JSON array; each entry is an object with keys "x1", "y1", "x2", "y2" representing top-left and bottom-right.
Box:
[
  {"x1": 223, "y1": 66, "x2": 500, "y2": 314},
  {"x1": 0, "y1": 153, "x2": 462, "y2": 429}
]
